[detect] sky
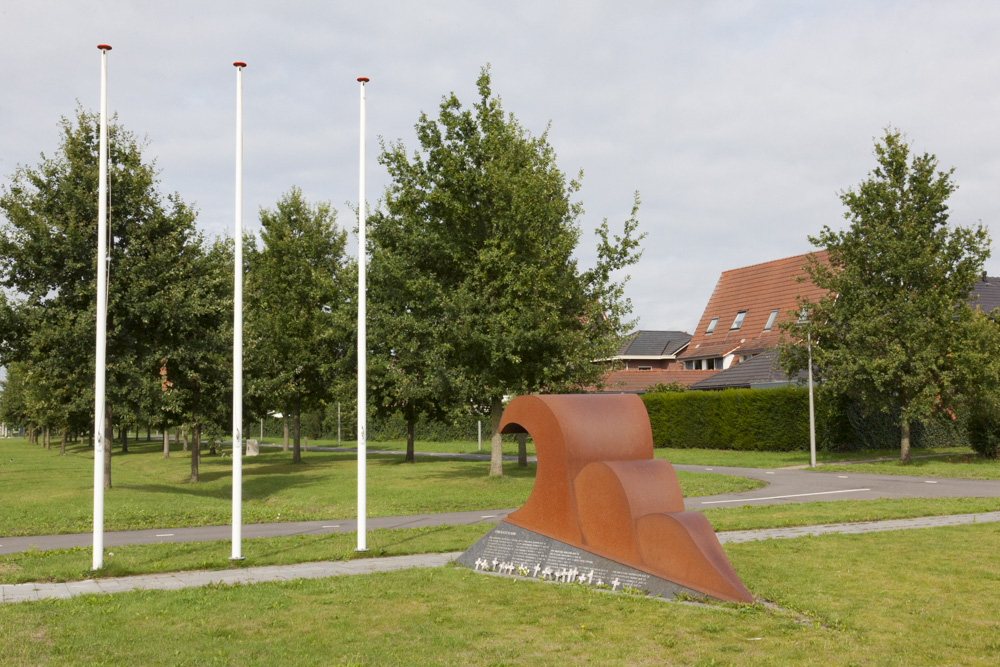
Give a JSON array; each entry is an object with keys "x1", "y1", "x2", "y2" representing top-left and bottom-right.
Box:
[{"x1": 3, "y1": 0, "x2": 1000, "y2": 337}]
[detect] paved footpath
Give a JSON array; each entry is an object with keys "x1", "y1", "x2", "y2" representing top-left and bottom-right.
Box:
[{"x1": 4, "y1": 511, "x2": 1000, "y2": 604}]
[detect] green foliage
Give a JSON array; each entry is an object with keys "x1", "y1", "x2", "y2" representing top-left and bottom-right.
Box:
[
  {"x1": 642, "y1": 386, "x2": 812, "y2": 451},
  {"x1": 245, "y1": 187, "x2": 355, "y2": 461},
  {"x1": 0, "y1": 108, "x2": 221, "y2": 445},
  {"x1": 781, "y1": 129, "x2": 994, "y2": 460},
  {"x1": 370, "y1": 65, "x2": 644, "y2": 472},
  {"x1": 967, "y1": 393, "x2": 1000, "y2": 459}
]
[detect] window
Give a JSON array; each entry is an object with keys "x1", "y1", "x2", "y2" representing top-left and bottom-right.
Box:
[
  {"x1": 684, "y1": 358, "x2": 721, "y2": 370},
  {"x1": 705, "y1": 317, "x2": 719, "y2": 334},
  {"x1": 763, "y1": 309, "x2": 779, "y2": 332},
  {"x1": 730, "y1": 310, "x2": 747, "y2": 330},
  {"x1": 638, "y1": 365, "x2": 652, "y2": 371}
]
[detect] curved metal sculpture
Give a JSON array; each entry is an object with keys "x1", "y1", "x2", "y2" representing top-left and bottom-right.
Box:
[{"x1": 497, "y1": 393, "x2": 752, "y2": 603}]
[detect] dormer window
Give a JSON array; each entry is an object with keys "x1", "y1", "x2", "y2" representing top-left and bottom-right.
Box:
[
  {"x1": 730, "y1": 310, "x2": 747, "y2": 330},
  {"x1": 705, "y1": 317, "x2": 719, "y2": 334},
  {"x1": 763, "y1": 309, "x2": 779, "y2": 332}
]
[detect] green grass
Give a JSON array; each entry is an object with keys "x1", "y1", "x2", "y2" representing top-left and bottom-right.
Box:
[
  {"x1": 818, "y1": 452, "x2": 1000, "y2": 480},
  {"x1": 702, "y1": 496, "x2": 1000, "y2": 532},
  {"x1": 654, "y1": 445, "x2": 974, "y2": 469},
  {"x1": 0, "y1": 438, "x2": 759, "y2": 536},
  {"x1": 4, "y1": 496, "x2": 997, "y2": 586},
  {"x1": 2, "y1": 522, "x2": 999, "y2": 664},
  {"x1": 0, "y1": 524, "x2": 490, "y2": 585},
  {"x1": 259, "y1": 436, "x2": 538, "y2": 458}
]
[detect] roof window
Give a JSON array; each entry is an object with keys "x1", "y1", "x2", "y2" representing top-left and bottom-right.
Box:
[
  {"x1": 763, "y1": 309, "x2": 779, "y2": 332},
  {"x1": 730, "y1": 310, "x2": 747, "y2": 331},
  {"x1": 705, "y1": 317, "x2": 719, "y2": 334}
]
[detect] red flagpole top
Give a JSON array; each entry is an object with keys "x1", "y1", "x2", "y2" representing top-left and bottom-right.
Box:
[
  {"x1": 97, "y1": 44, "x2": 112, "y2": 51},
  {"x1": 357, "y1": 77, "x2": 370, "y2": 83},
  {"x1": 234, "y1": 62, "x2": 247, "y2": 68}
]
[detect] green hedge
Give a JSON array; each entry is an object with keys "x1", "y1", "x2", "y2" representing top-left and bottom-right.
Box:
[
  {"x1": 641, "y1": 386, "x2": 976, "y2": 452},
  {"x1": 642, "y1": 386, "x2": 811, "y2": 451}
]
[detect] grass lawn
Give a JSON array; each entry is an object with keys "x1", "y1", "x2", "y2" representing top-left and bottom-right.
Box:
[
  {"x1": 4, "y1": 495, "x2": 999, "y2": 586},
  {"x1": 260, "y1": 436, "x2": 538, "y2": 458},
  {"x1": 0, "y1": 438, "x2": 759, "y2": 536},
  {"x1": 2, "y1": 522, "x2": 998, "y2": 665},
  {"x1": 818, "y1": 453, "x2": 1000, "y2": 480},
  {"x1": 654, "y1": 445, "x2": 974, "y2": 469}
]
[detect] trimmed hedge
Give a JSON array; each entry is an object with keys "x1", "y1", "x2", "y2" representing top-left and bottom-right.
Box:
[
  {"x1": 642, "y1": 386, "x2": 811, "y2": 451},
  {"x1": 641, "y1": 386, "x2": 975, "y2": 452}
]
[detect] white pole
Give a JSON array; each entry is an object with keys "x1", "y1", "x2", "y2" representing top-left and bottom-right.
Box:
[
  {"x1": 231, "y1": 61, "x2": 246, "y2": 561},
  {"x1": 337, "y1": 402, "x2": 341, "y2": 447},
  {"x1": 808, "y1": 332, "x2": 816, "y2": 469},
  {"x1": 356, "y1": 76, "x2": 369, "y2": 552},
  {"x1": 92, "y1": 43, "x2": 111, "y2": 571},
  {"x1": 478, "y1": 420, "x2": 482, "y2": 452}
]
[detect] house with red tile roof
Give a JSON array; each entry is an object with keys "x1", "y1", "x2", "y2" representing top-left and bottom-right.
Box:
[{"x1": 678, "y1": 250, "x2": 830, "y2": 385}]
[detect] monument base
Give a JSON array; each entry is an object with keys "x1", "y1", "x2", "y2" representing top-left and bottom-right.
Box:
[{"x1": 457, "y1": 521, "x2": 703, "y2": 599}]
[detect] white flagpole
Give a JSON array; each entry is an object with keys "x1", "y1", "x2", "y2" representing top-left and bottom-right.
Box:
[
  {"x1": 231, "y1": 61, "x2": 246, "y2": 561},
  {"x1": 92, "y1": 43, "x2": 112, "y2": 571},
  {"x1": 356, "y1": 76, "x2": 369, "y2": 552}
]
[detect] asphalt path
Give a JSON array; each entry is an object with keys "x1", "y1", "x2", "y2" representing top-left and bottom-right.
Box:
[{"x1": 2, "y1": 448, "x2": 999, "y2": 556}]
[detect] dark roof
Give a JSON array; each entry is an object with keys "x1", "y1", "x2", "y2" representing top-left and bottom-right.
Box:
[
  {"x1": 688, "y1": 350, "x2": 807, "y2": 390},
  {"x1": 679, "y1": 251, "x2": 830, "y2": 360},
  {"x1": 968, "y1": 275, "x2": 1000, "y2": 314},
  {"x1": 594, "y1": 368, "x2": 719, "y2": 393},
  {"x1": 616, "y1": 330, "x2": 691, "y2": 358}
]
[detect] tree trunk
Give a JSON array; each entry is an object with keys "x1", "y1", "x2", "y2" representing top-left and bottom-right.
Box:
[
  {"x1": 88, "y1": 429, "x2": 93, "y2": 448},
  {"x1": 60, "y1": 428, "x2": 67, "y2": 456},
  {"x1": 121, "y1": 424, "x2": 128, "y2": 454},
  {"x1": 405, "y1": 416, "x2": 415, "y2": 463},
  {"x1": 181, "y1": 425, "x2": 188, "y2": 452},
  {"x1": 292, "y1": 396, "x2": 301, "y2": 463},
  {"x1": 283, "y1": 416, "x2": 290, "y2": 452},
  {"x1": 900, "y1": 420, "x2": 911, "y2": 463},
  {"x1": 163, "y1": 427, "x2": 170, "y2": 458},
  {"x1": 103, "y1": 405, "x2": 113, "y2": 490},
  {"x1": 489, "y1": 397, "x2": 504, "y2": 477},
  {"x1": 517, "y1": 432, "x2": 527, "y2": 468},
  {"x1": 190, "y1": 419, "x2": 200, "y2": 483},
  {"x1": 146, "y1": 425, "x2": 151, "y2": 441}
]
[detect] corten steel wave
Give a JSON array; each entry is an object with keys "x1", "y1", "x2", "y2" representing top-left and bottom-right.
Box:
[{"x1": 499, "y1": 393, "x2": 753, "y2": 603}]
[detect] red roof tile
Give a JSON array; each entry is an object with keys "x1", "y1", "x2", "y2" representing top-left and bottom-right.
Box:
[
  {"x1": 592, "y1": 369, "x2": 720, "y2": 393},
  {"x1": 678, "y1": 250, "x2": 830, "y2": 360}
]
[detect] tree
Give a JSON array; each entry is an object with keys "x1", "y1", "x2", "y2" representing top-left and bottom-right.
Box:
[
  {"x1": 0, "y1": 108, "x2": 207, "y2": 485},
  {"x1": 371, "y1": 66, "x2": 643, "y2": 476},
  {"x1": 245, "y1": 187, "x2": 354, "y2": 464},
  {"x1": 785, "y1": 129, "x2": 991, "y2": 462}
]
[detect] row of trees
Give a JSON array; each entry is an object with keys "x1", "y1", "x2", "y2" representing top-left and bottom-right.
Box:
[{"x1": 0, "y1": 67, "x2": 644, "y2": 479}]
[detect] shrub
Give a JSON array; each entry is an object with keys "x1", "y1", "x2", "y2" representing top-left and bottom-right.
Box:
[
  {"x1": 642, "y1": 386, "x2": 810, "y2": 452},
  {"x1": 967, "y1": 395, "x2": 1000, "y2": 459}
]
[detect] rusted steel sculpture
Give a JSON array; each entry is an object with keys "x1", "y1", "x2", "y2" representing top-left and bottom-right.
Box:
[{"x1": 497, "y1": 393, "x2": 752, "y2": 603}]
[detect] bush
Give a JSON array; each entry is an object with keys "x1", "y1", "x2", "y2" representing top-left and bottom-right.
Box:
[
  {"x1": 642, "y1": 386, "x2": 810, "y2": 451},
  {"x1": 967, "y1": 396, "x2": 1000, "y2": 459},
  {"x1": 642, "y1": 386, "x2": 973, "y2": 453}
]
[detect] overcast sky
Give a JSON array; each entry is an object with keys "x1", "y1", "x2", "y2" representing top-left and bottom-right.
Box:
[{"x1": 3, "y1": 1, "x2": 1000, "y2": 336}]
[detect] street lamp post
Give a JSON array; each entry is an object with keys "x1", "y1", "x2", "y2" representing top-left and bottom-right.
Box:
[{"x1": 799, "y1": 308, "x2": 817, "y2": 469}]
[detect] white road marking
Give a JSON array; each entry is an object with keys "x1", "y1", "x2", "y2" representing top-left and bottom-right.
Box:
[
  {"x1": 705, "y1": 468, "x2": 713, "y2": 471},
  {"x1": 702, "y1": 488, "x2": 872, "y2": 505},
  {"x1": 155, "y1": 534, "x2": 174, "y2": 537},
  {"x1": 481, "y1": 515, "x2": 497, "y2": 518},
  {"x1": 322, "y1": 525, "x2": 341, "y2": 528},
  {"x1": 925, "y1": 481, "x2": 938, "y2": 484},
  {"x1": 838, "y1": 475, "x2": 849, "y2": 479},
  {"x1": 765, "y1": 471, "x2": 775, "y2": 475}
]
